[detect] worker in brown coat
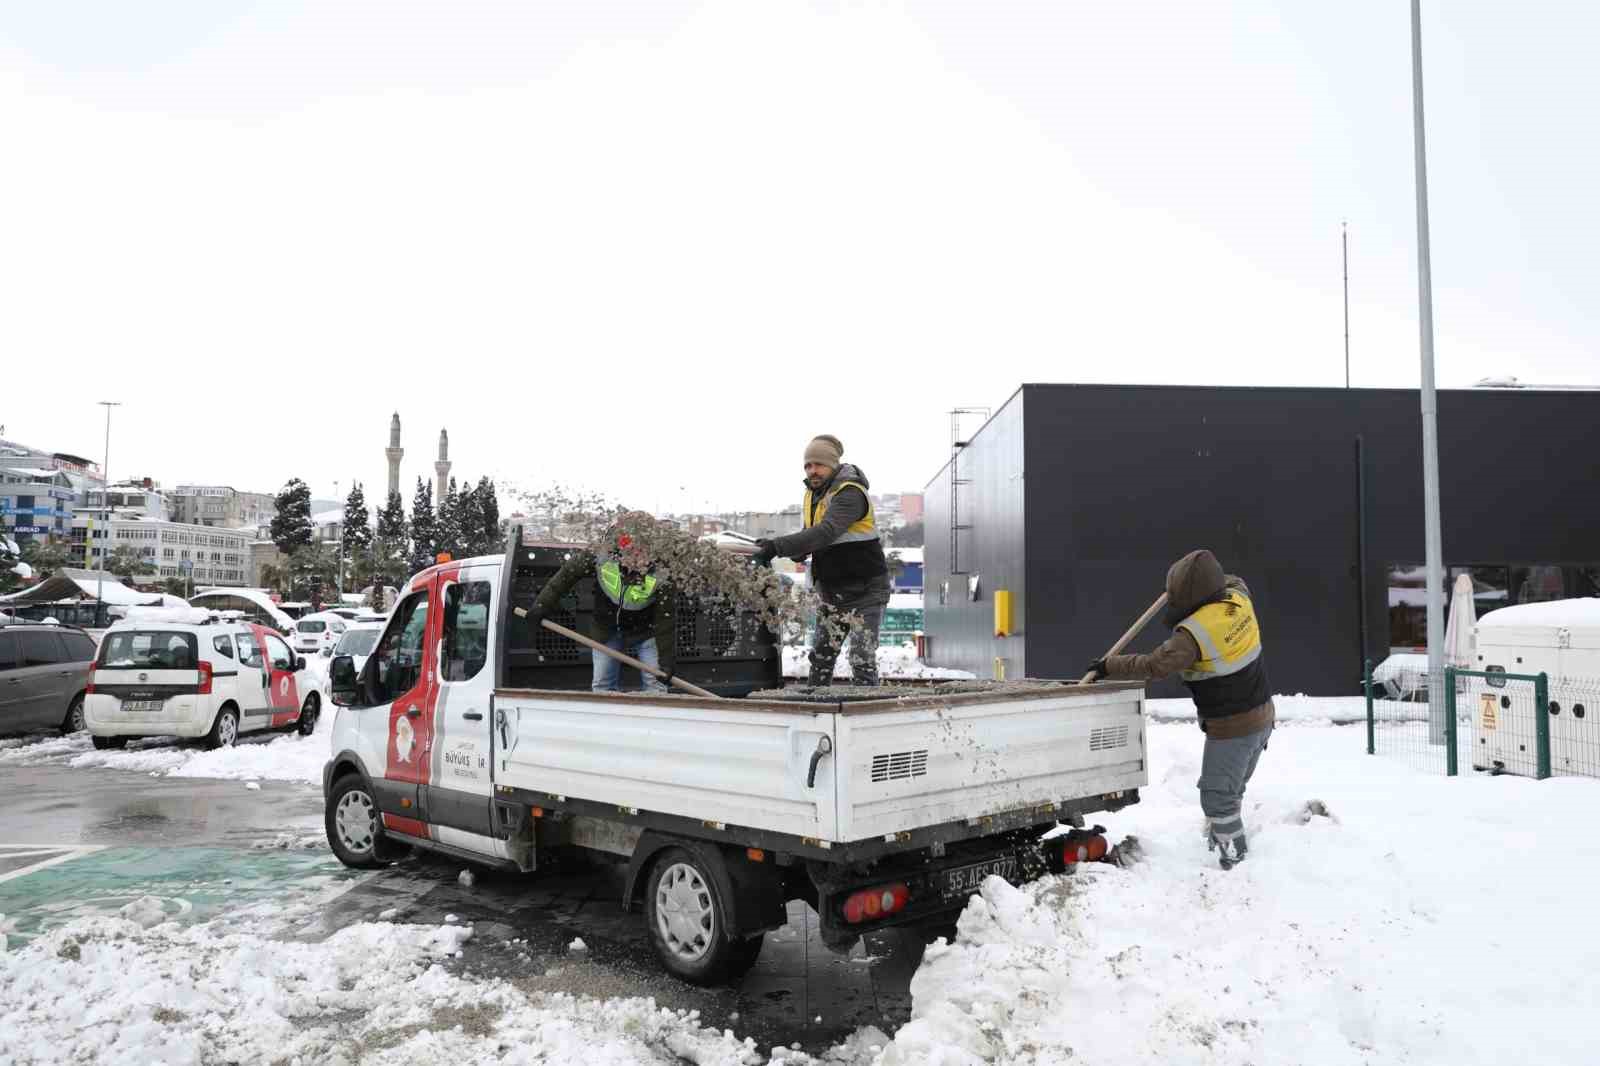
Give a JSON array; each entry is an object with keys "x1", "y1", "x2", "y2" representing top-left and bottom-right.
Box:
[{"x1": 1086, "y1": 549, "x2": 1275, "y2": 869}]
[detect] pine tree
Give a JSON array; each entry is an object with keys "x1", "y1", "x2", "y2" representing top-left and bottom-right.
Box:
[
  {"x1": 375, "y1": 489, "x2": 410, "y2": 588},
  {"x1": 270, "y1": 478, "x2": 314, "y2": 554},
  {"x1": 408, "y1": 478, "x2": 436, "y2": 574},
  {"x1": 341, "y1": 482, "x2": 372, "y2": 575},
  {"x1": 435, "y1": 477, "x2": 462, "y2": 559},
  {"x1": 456, "y1": 477, "x2": 485, "y2": 557},
  {"x1": 477, "y1": 476, "x2": 502, "y2": 555}
]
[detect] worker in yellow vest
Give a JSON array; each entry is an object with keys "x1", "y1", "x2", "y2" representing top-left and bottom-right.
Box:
[
  {"x1": 1086, "y1": 549, "x2": 1274, "y2": 869},
  {"x1": 532, "y1": 528, "x2": 676, "y2": 693},
  {"x1": 752, "y1": 435, "x2": 890, "y2": 686}
]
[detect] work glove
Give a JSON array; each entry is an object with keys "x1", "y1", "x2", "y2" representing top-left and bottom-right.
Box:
[
  {"x1": 750, "y1": 540, "x2": 777, "y2": 568},
  {"x1": 518, "y1": 604, "x2": 545, "y2": 627},
  {"x1": 1084, "y1": 658, "x2": 1109, "y2": 682}
]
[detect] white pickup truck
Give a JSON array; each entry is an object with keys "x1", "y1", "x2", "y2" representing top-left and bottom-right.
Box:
[{"x1": 324, "y1": 533, "x2": 1147, "y2": 984}]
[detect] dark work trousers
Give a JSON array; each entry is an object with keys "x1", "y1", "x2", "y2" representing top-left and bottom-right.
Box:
[
  {"x1": 809, "y1": 604, "x2": 885, "y2": 686},
  {"x1": 1198, "y1": 723, "x2": 1272, "y2": 850}
]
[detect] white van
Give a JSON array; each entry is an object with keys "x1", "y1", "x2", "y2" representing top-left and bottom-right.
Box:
[
  {"x1": 1471, "y1": 599, "x2": 1600, "y2": 777},
  {"x1": 85, "y1": 620, "x2": 320, "y2": 749}
]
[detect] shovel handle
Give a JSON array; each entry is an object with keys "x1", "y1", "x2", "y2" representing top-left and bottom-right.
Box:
[
  {"x1": 514, "y1": 607, "x2": 722, "y2": 699},
  {"x1": 1079, "y1": 592, "x2": 1169, "y2": 685}
]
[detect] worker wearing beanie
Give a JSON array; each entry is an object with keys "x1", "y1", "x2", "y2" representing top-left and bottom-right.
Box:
[
  {"x1": 752, "y1": 435, "x2": 890, "y2": 686},
  {"x1": 1085, "y1": 549, "x2": 1275, "y2": 870}
]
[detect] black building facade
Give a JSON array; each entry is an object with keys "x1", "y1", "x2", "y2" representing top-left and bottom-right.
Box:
[{"x1": 924, "y1": 384, "x2": 1600, "y2": 696}]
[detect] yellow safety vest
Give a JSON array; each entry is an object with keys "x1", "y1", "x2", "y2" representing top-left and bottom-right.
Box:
[
  {"x1": 1176, "y1": 589, "x2": 1263, "y2": 682},
  {"x1": 802, "y1": 480, "x2": 878, "y2": 545},
  {"x1": 596, "y1": 561, "x2": 658, "y2": 611}
]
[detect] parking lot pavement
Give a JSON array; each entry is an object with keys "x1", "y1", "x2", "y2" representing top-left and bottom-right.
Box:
[{"x1": 1, "y1": 760, "x2": 932, "y2": 1055}]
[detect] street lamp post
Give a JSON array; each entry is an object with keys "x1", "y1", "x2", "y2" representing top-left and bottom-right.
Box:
[
  {"x1": 1410, "y1": 0, "x2": 1447, "y2": 744},
  {"x1": 95, "y1": 401, "x2": 120, "y2": 625}
]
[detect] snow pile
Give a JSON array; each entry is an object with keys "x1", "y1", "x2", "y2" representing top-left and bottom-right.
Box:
[
  {"x1": 871, "y1": 723, "x2": 1600, "y2": 1065},
  {"x1": 0, "y1": 915, "x2": 785, "y2": 1066},
  {"x1": 1147, "y1": 693, "x2": 1374, "y2": 725},
  {"x1": 0, "y1": 712, "x2": 333, "y2": 784},
  {"x1": 782, "y1": 644, "x2": 974, "y2": 681}
]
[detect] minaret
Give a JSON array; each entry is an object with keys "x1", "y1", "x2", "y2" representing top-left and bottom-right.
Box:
[
  {"x1": 385, "y1": 413, "x2": 404, "y2": 499},
  {"x1": 435, "y1": 429, "x2": 452, "y2": 505}
]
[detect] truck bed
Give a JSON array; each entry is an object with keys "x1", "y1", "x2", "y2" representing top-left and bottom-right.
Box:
[{"x1": 490, "y1": 681, "x2": 1146, "y2": 860}]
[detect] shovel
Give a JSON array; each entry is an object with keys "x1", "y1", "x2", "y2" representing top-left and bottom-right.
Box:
[
  {"x1": 1078, "y1": 593, "x2": 1169, "y2": 685},
  {"x1": 513, "y1": 606, "x2": 723, "y2": 699}
]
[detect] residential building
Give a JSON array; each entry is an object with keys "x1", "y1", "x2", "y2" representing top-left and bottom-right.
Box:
[
  {"x1": 69, "y1": 514, "x2": 251, "y2": 587},
  {"x1": 171, "y1": 485, "x2": 275, "y2": 530},
  {"x1": 0, "y1": 436, "x2": 104, "y2": 545},
  {"x1": 726, "y1": 508, "x2": 804, "y2": 539},
  {"x1": 82, "y1": 479, "x2": 170, "y2": 521}
]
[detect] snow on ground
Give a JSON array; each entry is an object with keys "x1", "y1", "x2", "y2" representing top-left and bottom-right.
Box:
[
  {"x1": 6, "y1": 702, "x2": 1598, "y2": 1064},
  {"x1": 1147, "y1": 692, "x2": 1395, "y2": 724},
  {"x1": 872, "y1": 720, "x2": 1600, "y2": 1065},
  {"x1": 782, "y1": 643, "x2": 975, "y2": 681},
  {"x1": 0, "y1": 878, "x2": 798, "y2": 1066},
  {"x1": 0, "y1": 701, "x2": 334, "y2": 785}
]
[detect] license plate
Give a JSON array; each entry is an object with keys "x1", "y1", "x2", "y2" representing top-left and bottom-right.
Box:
[
  {"x1": 941, "y1": 855, "x2": 1018, "y2": 899},
  {"x1": 123, "y1": 699, "x2": 165, "y2": 712}
]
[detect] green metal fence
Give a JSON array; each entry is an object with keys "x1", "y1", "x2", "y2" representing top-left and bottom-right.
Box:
[{"x1": 1365, "y1": 660, "x2": 1600, "y2": 780}]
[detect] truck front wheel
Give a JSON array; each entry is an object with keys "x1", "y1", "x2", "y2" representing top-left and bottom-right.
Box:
[
  {"x1": 326, "y1": 775, "x2": 392, "y2": 870},
  {"x1": 645, "y1": 847, "x2": 748, "y2": 986}
]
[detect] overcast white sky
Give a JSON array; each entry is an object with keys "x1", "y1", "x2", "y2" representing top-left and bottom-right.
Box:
[{"x1": 3, "y1": 2, "x2": 1596, "y2": 513}]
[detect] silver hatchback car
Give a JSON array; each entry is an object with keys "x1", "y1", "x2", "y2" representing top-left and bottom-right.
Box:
[{"x1": 0, "y1": 623, "x2": 97, "y2": 734}]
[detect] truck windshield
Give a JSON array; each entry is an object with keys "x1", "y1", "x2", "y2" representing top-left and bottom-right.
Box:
[
  {"x1": 336, "y1": 629, "x2": 380, "y2": 656},
  {"x1": 98, "y1": 630, "x2": 200, "y2": 670}
]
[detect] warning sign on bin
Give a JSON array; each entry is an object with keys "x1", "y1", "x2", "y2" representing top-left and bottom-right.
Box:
[{"x1": 1480, "y1": 692, "x2": 1498, "y2": 731}]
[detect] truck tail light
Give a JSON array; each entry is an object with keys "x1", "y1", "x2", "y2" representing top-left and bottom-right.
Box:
[
  {"x1": 842, "y1": 883, "x2": 909, "y2": 924},
  {"x1": 85, "y1": 675, "x2": 96, "y2": 695},
  {"x1": 197, "y1": 660, "x2": 214, "y2": 695},
  {"x1": 1062, "y1": 834, "x2": 1108, "y2": 865}
]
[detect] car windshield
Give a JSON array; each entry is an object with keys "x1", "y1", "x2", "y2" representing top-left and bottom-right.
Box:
[
  {"x1": 98, "y1": 630, "x2": 200, "y2": 670},
  {"x1": 297, "y1": 620, "x2": 327, "y2": 633},
  {"x1": 336, "y1": 629, "x2": 381, "y2": 656}
]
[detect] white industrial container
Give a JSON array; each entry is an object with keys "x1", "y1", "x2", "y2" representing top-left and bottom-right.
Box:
[{"x1": 1470, "y1": 599, "x2": 1600, "y2": 777}]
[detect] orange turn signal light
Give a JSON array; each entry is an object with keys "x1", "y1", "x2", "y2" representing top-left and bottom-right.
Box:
[{"x1": 746, "y1": 848, "x2": 766, "y2": 863}]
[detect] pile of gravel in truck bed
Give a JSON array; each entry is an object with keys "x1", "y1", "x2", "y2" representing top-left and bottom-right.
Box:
[{"x1": 750, "y1": 679, "x2": 1076, "y2": 703}]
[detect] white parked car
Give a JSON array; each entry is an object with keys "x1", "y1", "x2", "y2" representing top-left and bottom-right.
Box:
[
  {"x1": 293, "y1": 612, "x2": 348, "y2": 656},
  {"x1": 319, "y1": 621, "x2": 384, "y2": 705},
  {"x1": 85, "y1": 620, "x2": 320, "y2": 749}
]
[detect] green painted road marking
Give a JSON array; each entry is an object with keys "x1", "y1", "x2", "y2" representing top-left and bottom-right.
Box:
[{"x1": 0, "y1": 846, "x2": 356, "y2": 946}]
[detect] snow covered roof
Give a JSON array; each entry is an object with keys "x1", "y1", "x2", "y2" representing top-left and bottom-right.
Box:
[
  {"x1": 886, "y1": 546, "x2": 923, "y2": 564},
  {"x1": 0, "y1": 569, "x2": 164, "y2": 606},
  {"x1": 1477, "y1": 598, "x2": 1600, "y2": 629},
  {"x1": 311, "y1": 509, "x2": 344, "y2": 526}
]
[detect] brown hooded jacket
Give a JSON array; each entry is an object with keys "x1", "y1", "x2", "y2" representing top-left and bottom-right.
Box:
[{"x1": 1103, "y1": 549, "x2": 1274, "y2": 739}]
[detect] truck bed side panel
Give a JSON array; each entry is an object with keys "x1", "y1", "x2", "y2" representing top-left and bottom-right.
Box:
[
  {"x1": 834, "y1": 689, "x2": 1146, "y2": 841},
  {"x1": 495, "y1": 694, "x2": 837, "y2": 839}
]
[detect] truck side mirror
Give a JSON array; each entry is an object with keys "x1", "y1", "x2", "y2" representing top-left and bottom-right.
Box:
[{"x1": 330, "y1": 655, "x2": 359, "y2": 706}]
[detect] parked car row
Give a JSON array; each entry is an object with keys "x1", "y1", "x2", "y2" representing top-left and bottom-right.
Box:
[{"x1": 1, "y1": 612, "x2": 329, "y2": 749}]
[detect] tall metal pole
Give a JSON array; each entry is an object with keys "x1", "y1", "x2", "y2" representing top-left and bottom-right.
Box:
[
  {"x1": 1410, "y1": 0, "x2": 1446, "y2": 744},
  {"x1": 95, "y1": 401, "x2": 120, "y2": 623},
  {"x1": 1342, "y1": 221, "x2": 1351, "y2": 388}
]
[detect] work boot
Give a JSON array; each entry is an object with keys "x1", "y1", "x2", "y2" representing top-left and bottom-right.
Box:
[{"x1": 1212, "y1": 831, "x2": 1247, "y2": 871}]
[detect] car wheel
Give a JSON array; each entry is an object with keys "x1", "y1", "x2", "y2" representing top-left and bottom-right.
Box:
[
  {"x1": 296, "y1": 693, "x2": 320, "y2": 736},
  {"x1": 91, "y1": 735, "x2": 130, "y2": 750},
  {"x1": 205, "y1": 705, "x2": 239, "y2": 750},
  {"x1": 325, "y1": 774, "x2": 391, "y2": 869},
  {"x1": 61, "y1": 693, "x2": 86, "y2": 734},
  {"x1": 644, "y1": 847, "x2": 739, "y2": 985}
]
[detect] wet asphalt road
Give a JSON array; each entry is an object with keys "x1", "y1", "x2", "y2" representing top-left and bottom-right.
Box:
[{"x1": 2, "y1": 756, "x2": 933, "y2": 1054}]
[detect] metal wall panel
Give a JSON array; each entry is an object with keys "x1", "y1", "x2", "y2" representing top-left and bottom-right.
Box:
[
  {"x1": 923, "y1": 391, "x2": 1027, "y2": 679},
  {"x1": 1014, "y1": 384, "x2": 1600, "y2": 696}
]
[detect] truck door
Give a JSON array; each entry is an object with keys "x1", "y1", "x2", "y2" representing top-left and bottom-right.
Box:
[
  {"x1": 364, "y1": 582, "x2": 438, "y2": 835},
  {"x1": 423, "y1": 572, "x2": 498, "y2": 851}
]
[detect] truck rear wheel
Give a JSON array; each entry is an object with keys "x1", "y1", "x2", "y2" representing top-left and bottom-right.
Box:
[{"x1": 645, "y1": 847, "x2": 744, "y2": 986}]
